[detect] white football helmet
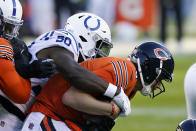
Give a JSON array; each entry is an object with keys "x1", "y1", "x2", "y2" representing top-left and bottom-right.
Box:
[
  {"x1": 65, "y1": 12, "x2": 113, "y2": 60},
  {"x1": 0, "y1": 0, "x2": 23, "y2": 39}
]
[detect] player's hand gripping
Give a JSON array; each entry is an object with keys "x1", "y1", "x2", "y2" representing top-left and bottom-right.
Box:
[
  {"x1": 113, "y1": 87, "x2": 131, "y2": 116},
  {"x1": 29, "y1": 58, "x2": 56, "y2": 78}
]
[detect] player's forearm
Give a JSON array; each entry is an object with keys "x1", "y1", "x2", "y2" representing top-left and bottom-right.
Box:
[
  {"x1": 44, "y1": 47, "x2": 119, "y2": 97},
  {"x1": 63, "y1": 65, "x2": 121, "y2": 97},
  {"x1": 51, "y1": 49, "x2": 108, "y2": 94},
  {"x1": 62, "y1": 87, "x2": 120, "y2": 118},
  {"x1": 58, "y1": 59, "x2": 121, "y2": 96},
  {"x1": 66, "y1": 64, "x2": 108, "y2": 94},
  {"x1": 69, "y1": 95, "x2": 112, "y2": 116}
]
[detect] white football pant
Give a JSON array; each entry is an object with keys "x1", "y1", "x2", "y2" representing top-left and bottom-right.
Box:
[
  {"x1": 21, "y1": 112, "x2": 71, "y2": 131},
  {"x1": 184, "y1": 62, "x2": 196, "y2": 119},
  {"x1": 0, "y1": 105, "x2": 23, "y2": 131}
]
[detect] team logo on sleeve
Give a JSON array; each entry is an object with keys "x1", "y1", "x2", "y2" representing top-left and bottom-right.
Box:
[
  {"x1": 154, "y1": 48, "x2": 168, "y2": 60},
  {"x1": 84, "y1": 16, "x2": 100, "y2": 31}
]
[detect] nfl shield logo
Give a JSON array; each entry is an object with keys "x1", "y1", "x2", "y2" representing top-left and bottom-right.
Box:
[
  {"x1": 28, "y1": 122, "x2": 34, "y2": 130},
  {"x1": 0, "y1": 121, "x2": 5, "y2": 127}
]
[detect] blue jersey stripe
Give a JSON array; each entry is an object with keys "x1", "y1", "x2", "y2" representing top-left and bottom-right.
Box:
[
  {"x1": 117, "y1": 61, "x2": 124, "y2": 88},
  {"x1": 111, "y1": 61, "x2": 119, "y2": 87},
  {"x1": 40, "y1": 120, "x2": 47, "y2": 131},
  {"x1": 65, "y1": 31, "x2": 79, "y2": 52},
  {"x1": 12, "y1": 0, "x2": 16, "y2": 16},
  {"x1": 122, "y1": 61, "x2": 128, "y2": 89},
  {"x1": 47, "y1": 117, "x2": 56, "y2": 131}
]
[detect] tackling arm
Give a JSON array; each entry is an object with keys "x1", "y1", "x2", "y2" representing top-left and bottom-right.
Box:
[
  {"x1": 37, "y1": 47, "x2": 131, "y2": 116},
  {"x1": 37, "y1": 46, "x2": 119, "y2": 95}
]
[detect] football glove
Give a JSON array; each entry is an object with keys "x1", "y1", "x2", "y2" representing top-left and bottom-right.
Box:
[
  {"x1": 113, "y1": 87, "x2": 131, "y2": 116},
  {"x1": 28, "y1": 58, "x2": 56, "y2": 78},
  {"x1": 10, "y1": 37, "x2": 32, "y2": 60},
  {"x1": 10, "y1": 38, "x2": 56, "y2": 78}
]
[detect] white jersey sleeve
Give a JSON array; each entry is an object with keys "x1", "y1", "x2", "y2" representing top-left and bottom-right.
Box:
[
  {"x1": 28, "y1": 29, "x2": 80, "y2": 62},
  {"x1": 28, "y1": 29, "x2": 80, "y2": 88}
]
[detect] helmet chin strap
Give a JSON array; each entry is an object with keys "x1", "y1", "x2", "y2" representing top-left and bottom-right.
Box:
[{"x1": 137, "y1": 58, "x2": 163, "y2": 98}]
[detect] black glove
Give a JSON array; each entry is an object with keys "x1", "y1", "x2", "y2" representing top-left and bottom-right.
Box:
[
  {"x1": 10, "y1": 37, "x2": 56, "y2": 78},
  {"x1": 83, "y1": 115, "x2": 115, "y2": 131},
  {"x1": 10, "y1": 37, "x2": 32, "y2": 60},
  {"x1": 28, "y1": 58, "x2": 56, "y2": 78}
]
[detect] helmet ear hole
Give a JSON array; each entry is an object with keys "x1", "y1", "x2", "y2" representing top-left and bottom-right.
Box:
[
  {"x1": 79, "y1": 36, "x2": 87, "y2": 42},
  {"x1": 78, "y1": 15, "x2": 84, "y2": 19}
]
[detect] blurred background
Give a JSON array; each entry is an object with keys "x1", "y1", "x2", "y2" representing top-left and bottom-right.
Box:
[{"x1": 19, "y1": 0, "x2": 196, "y2": 130}]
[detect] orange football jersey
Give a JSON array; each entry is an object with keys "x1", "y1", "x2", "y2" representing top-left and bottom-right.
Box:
[
  {"x1": 28, "y1": 57, "x2": 137, "y2": 123},
  {"x1": 0, "y1": 38, "x2": 31, "y2": 103}
]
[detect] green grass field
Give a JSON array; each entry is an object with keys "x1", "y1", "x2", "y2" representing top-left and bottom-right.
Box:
[{"x1": 112, "y1": 54, "x2": 196, "y2": 131}]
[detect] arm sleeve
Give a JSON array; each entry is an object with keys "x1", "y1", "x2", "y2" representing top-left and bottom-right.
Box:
[
  {"x1": 0, "y1": 38, "x2": 31, "y2": 103},
  {"x1": 0, "y1": 59, "x2": 31, "y2": 104},
  {"x1": 0, "y1": 38, "x2": 14, "y2": 61}
]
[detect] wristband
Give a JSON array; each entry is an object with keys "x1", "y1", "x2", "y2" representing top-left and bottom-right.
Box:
[
  {"x1": 104, "y1": 83, "x2": 117, "y2": 98},
  {"x1": 110, "y1": 103, "x2": 115, "y2": 116}
]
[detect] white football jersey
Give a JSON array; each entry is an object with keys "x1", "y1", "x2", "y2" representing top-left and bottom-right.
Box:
[
  {"x1": 28, "y1": 29, "x2": 80, "y2": 87},
  {"x1": 0, "y1": 29, "x2": 80, "y2": 113},
  {"x1": 0, "y1": 29, "x2": 80, "y2": 130}
]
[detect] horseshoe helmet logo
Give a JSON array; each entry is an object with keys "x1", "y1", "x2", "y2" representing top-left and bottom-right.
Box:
[
  {"x1": 154, "y1": 48, "x2": 169, "y2": 60},
  {"x1": 84, "y1": 16, "x2": 101, "y2": 31}
]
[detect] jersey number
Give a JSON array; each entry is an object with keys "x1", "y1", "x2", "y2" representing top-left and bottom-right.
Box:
[
  {"x1": 56, "y1": 36, "x2": 71, "y2": 46},
  {"x1": 40, "y1": 31, "x2": 72, "y2": 46},
  {"x1": 29, "y1": 31, "x2": 72, "y2": 48}
]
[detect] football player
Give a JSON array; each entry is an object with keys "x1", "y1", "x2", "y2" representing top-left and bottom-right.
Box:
[
  {"x1": 184, "y1": 62, "x2": 196, "y2": 119},
  {"x1": 21, "y1": 42, "x2": 175, "y2": 131},
  {"x1": 0, "y1": 0, "x2": 55, "y2": 130},
  {"x1": 176, "y1": 119, "x2": 196, "y2": 131},
  {"x1": 27, "y1": 12, "x2": 130, "y2": 116},
  {"x1": 1, "y1": 12, "x2": 129, "y2": 131},
  {"x1": 0, "y1": 0, "x2": 56, "y2": 79}
]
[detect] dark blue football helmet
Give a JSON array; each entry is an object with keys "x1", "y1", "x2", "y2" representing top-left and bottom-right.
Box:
[
  {"x1": 176, "y1": 119, "x2": 196, "y2": 131},
  {"x1": 129, "y1": 41, "x2": 174, "y2": 98}
]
